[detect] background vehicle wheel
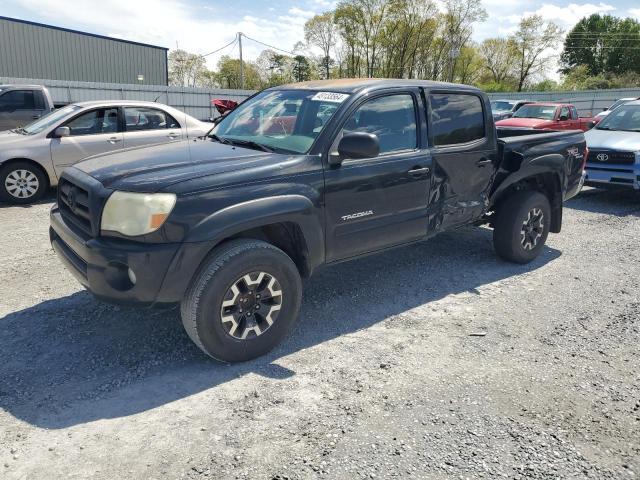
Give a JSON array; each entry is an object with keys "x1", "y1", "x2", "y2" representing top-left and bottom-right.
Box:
[
  {"x1": 0, "y1": 161, "x2": 48, "y2": 204},
  {"x1": 181, "y1": 239, "x2": 302, "y2": 362},
  {"x1": 493, "y1": 190, "x2": 551, "y2": 264}
]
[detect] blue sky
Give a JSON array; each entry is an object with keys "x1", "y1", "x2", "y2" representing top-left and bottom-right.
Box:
[{"x1": 2, "y1": 0, "x2": 640, "y2": 71}]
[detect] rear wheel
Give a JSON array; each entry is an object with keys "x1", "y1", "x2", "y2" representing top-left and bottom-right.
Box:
[
  {"x1": 181, "y1": 239, "x2": 302, "y2": 362},
  {"x1": 0, "y1": 161, "x2": 48, "y2": 204},
  {"x1": 493, "y1": 190, "x2": 551, "y2": 264}
]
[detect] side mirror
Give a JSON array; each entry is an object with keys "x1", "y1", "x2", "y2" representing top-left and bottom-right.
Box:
[
  {"x1": 331, "y1": 132, "x2": 380, "y2": 165},
  {"x1": 54, "y1": 126, "x2": 70, "y2": 137},
  {"x1": 559, "y1": 115, "x2": 569, "y2": 121}
]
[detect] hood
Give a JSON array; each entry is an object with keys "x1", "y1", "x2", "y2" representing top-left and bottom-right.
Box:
[
  {"x1": 74, "y1": 139, "x2": 277, "y2": 192},
  {"x1": 495, "y1": 117, "x2": 553, "y2": 129},
  {"x1": 0, "y1": 130, "x2": 32, "y2": 144},
  {"x1": 585, "y1": 128, "x2": 640, "y2": 152}
]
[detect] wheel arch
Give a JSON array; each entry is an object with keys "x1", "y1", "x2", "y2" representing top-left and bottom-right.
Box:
[
  {"x1": 1, "y1": 157, "x2": 53, "y2": 186},
  {"x1": 490, "y1": 169, "x2": 563, "y2": 233},
  {"x1": 156, "y1": 195, "x2": 324, "y2": 303}
]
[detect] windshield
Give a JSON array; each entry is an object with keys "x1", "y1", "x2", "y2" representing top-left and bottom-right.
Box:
[
  {"x1": 596, "y1": 104, "x2": 640, "y2": 132},
  {"x1": 512, "y1": 105, "x2": 556, "y2": 120},
  {"x1": 607, "y1": 99, "x2": 632, "y2": 111},
  {"x1": 211, "y1": 89, "x2": 347, "y2": 154},
  {"x1": 491, "y1": 101, "x2": 515, "y2": 112},
  {"x1": 21, "y1": 105, "x2": 82, "y2": 135}
]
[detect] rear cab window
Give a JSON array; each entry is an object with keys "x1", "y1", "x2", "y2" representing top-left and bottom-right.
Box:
[
  {"x1": 429, "y1": 93, "x2": 486, "y2": 146},
  {"x1": 0, "y1": 90, "x2": 36, "y2": 112}
]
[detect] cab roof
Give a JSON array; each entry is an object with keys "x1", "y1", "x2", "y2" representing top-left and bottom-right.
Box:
[{"x1": 272, "y1": 78, "x2": 481, "y2": 94}]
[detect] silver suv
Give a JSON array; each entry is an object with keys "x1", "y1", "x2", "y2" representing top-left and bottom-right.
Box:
[{"x1": 0, "y1": 101, "x2": 211, "y2": 204}]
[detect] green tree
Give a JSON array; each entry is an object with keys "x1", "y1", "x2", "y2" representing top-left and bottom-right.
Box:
[
  {"x1": 168, "y1": 49, "x2": 206, "y2": 87},
  {"x1": 512, "y1": 15, "x2": 563, "y2": 91},
  {"x1": 304, "y1": 12, "x2": 337, "y2": 79},
  {"x1": 479, "y1": 38, "x2": 518, "y2": 84},
  {"x1": 561, "y1": 14, "x2": 640, "y2": 75},
  {"x1": 292, "y1": 55, "x2": 312, "y2": 82},
  {"x1": 215, "y1": 56, "x2": 261, "y2": 89}
]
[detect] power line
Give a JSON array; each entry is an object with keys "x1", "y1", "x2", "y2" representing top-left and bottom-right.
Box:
[
  {"x1": 200, "y1": 36, "x2": 238, "y2": 58},
  {"x1": 240, "y1": 33, "x2": 296, "y2": 56}
]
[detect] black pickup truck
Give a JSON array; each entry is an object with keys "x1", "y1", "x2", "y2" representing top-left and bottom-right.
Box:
[{"x1": 50, "y1": 79, "x2": 586, "y2": 362}]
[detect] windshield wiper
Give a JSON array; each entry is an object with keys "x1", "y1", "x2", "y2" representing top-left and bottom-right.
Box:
[
  {"x1": 224, "y1": 138, "x2": 274, "y2": 153},
  {"x1": 11, "y1": 127, "x2": 27, "y2": 135},
  {"x1": 209, "y1": 133, "x2": 231, "y2": 145}
]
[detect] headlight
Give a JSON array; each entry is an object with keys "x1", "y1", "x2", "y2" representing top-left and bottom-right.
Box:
[{"x1": 101, "y1": 191, "x2": 176, "y2": 236}]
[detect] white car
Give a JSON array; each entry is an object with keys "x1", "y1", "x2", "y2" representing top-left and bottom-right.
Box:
[
  {"x1": 595, "y1": 97, "x2": 640, "y2": 120},
  {"x1": 0, "y1": 101, "x2": 211, "y2": 204}
]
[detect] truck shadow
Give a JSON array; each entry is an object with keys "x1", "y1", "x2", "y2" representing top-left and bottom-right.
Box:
[
  {"x1": 566, "y1": 187, "x2": 640, "y2": 217},
  {"x1": 0, "y1": 227, "x2": 561, "y2": 429}
]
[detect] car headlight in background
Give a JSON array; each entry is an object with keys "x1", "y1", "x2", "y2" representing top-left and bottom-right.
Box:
[{"x1": 101, "y1": 191, "x2": 176, "y2": 236}]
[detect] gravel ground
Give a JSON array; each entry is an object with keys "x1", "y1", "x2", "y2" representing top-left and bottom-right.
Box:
[{"x1": 0, "y1": 187, "x2": 639, "y2": 480}]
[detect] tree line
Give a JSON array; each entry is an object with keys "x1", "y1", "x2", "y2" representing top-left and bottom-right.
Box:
[{"x1": 168, "y1": 1, "x2": 640, "y2": 93}]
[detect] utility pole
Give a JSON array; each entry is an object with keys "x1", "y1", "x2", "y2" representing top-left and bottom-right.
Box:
[{"x1": 238, "y1": 32, "x2": 244, "y2": 89}]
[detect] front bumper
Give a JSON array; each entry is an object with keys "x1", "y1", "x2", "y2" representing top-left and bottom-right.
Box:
[
  {"x1": 50, "y1": 206, "x2": 180, "y2": 304},
  {"x1": 585, "y1": 163, "x2": 640, "y2": 190}
]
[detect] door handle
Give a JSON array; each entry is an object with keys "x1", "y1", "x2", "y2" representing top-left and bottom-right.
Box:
[
  {"x1": 107, "y1": 137, "x2": 121, "y2": 144},
  {"x1": 408, "y1": 166, "x2": 430, "y2": 177},
  {"x1": 477, "y1": 158, "x2": 493, "y2": 167},
  {"x1": 32, "y1": 114, "x2": 41, "y2": 119},
  {"x1": 167, "y1": 132, "x2": 180, "y2": 139}
]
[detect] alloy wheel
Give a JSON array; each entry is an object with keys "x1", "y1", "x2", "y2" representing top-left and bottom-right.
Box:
[
  {"x1": 220, "y1": 271, "x2": 283, "y2": 340},
  {"x1": 520, "y1": 207, "x2": 544, "y2": 251}
]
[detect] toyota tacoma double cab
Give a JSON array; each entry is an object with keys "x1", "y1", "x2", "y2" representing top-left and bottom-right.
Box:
[{"x1": 50, "y1": 79, "x2": 586, "y2": 362}]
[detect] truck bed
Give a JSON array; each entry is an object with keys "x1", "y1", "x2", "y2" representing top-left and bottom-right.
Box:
[{"x1": 495, "y1": 127, "x2": 586, "y2": 202}]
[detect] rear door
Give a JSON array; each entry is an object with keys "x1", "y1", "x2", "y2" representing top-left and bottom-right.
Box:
[
  {"x1": 0, "y1": 90, "x2": 38, "y2": 130},
  {"x1": 50, "y1": 107, "x2": 123, "y2": 175},
  {"x1": 323, "y1": 90, "x2": 432, "y2": 262},
  {"x1": 427, "y1": 91, "x2": 498, "y2": 229},
  {"x1": 122, "y1": 106, "x2": 183, "y2": 148}
]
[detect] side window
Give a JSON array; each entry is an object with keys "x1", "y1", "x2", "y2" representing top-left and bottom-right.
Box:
[
  {"x1": 124, "y1": 107, "x2": 178, "y2": 131},
  {"x1": 65, "y1": 108, "x2": 119, "y2": 136},
  {"x1": 0, "y1": 90, "x2": 36, "y2": 112},
  {"x1": 560, "y1": 106, "x2": 570, "y2": 120},
  {"x1": 430, "y1": 93, "x2": 485, "y2": 146},
  {"x1": 339, "y1": 94, "x2": 417, "y2": 155},
  {"x1": 570, "y1": 106, "x2": 578, "y2": 119}
]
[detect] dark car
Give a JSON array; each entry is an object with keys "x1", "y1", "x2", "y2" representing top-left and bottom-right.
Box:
[{"x1": 50, "y1": 79, "x2": 587, "y2": 362}]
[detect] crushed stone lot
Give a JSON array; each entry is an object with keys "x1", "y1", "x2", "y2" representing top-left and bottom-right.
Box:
[{"x1": 0, "y1": 187, "x2": 639, "y2": 480}]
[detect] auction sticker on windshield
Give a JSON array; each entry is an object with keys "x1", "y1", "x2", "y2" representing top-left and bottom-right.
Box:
[{"x1": 311, "y1": 92, "x2": 350, "y2": 103}]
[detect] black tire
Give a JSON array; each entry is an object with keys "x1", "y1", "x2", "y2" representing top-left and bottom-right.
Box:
[
  {"x1": 0, "y1": 161, "x2": 48, "y2": 204},
  {"x1": 493, "y1": 190, "x2": 551, "y2": 264},
  {"x1": 181, "y1": 239, "x2": 302, "y2": 362}
]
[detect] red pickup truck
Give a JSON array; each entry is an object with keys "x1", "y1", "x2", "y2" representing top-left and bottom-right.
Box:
[{"x1": 495, "y1": 103, "x2": 598, "y2": 132}]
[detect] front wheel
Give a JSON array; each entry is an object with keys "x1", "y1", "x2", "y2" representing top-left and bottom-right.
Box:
[
  {"x1": 493, "y1": 190, "x2": 551, "y2": 264},
  {"x1": 180, "y1": 239, "x2": 302, "y2": 362},
  {"x1": 0, "y1": 161, "x2": 48, "y2": 204}
]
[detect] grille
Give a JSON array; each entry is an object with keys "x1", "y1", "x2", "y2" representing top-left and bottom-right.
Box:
[
  {"x1": 58, "y1": 178, "x2": 94, "y2": 237},
  {"x1": 588, "y1": 150, "x2": 636, "y2": 165}
]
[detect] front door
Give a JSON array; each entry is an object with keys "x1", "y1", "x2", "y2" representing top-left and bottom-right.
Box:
[
  {"x1": 50, "y1": 107, "x2": 123, "y2": 176},
  {"x1": 428, "y1": 91, "x2": 497, "y2": 229},
  {"x1": 122, "y1": 106, "x2": 183, "y2": 149},
  {"x1": 324, "y1": 91, "x2": 431, "y2": 262}
]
